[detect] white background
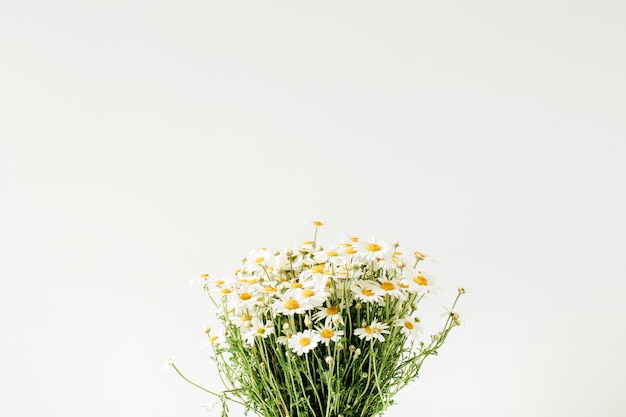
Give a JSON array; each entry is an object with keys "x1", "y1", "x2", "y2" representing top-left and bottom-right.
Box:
[{"x1": 1, "y1": 1, "x2": 625, "y2": 416}]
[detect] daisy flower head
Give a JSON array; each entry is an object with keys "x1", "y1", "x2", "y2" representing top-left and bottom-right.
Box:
[
  {"x1": 313, "y1": 303, "x2": 344, "y2": 326},
  {"x1": 356, "y1": 237, "x2": 393, "y2": 261},
  {"x1": 288, "y1": 285, "x2": 329, "y2": 309},
  {"x1": 402, "y1": 270, "x2": 440, "y2": 294},
  {"x1": 313, "y1": 246, "x2": 344, "y2": 265},
  {"x1": 440, "y1": 306, "x2": 465, "y2": 326},
  {"x1": 377, "y1": 277, "x2": 406, "y2": 300},
  {"x1": 271, "y1": 291, "x2": 314, "y2": 315},
  {"x1": 351, "y1": 280, "x2": 385, "y2": 304},
  {"x1": 245, "y1": 248, "x2": 274, "y2": 272},
  {"x1": 413, "y1": 250, "x2": 437, "y2": 266},
  {"x1": 197, "y1": 331, "x2": 227, "y2": 350},
  {"x1": 189, "y1": 272, "x2": 210, "y2": 286},
  {"x1": 395, "y1": 315, "x2": 423, "y2": 341},
  {"x1": 315, "y1": 324, "x2": 344, "y2": 345},
  {"x1": 208, "y1": 275, "x2": 238, "y2": 298},
  {"x1": 242, "y1": 319, "x2": 274, "y2": 346},
  {"x1": 231, "y1": 311, "x2": 256, "y2": 330},
  {"x1": 354, "y1": 319, "x2": 390, "y2": 343},
  {"x1": 288, "y1": 329, "x2": 321, "y2": 355}
]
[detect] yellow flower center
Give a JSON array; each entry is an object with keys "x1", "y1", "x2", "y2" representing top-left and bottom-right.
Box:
[
  {"x1": 327, "y1": 306, "x2": 339, "y2": 315},
  {"x1": 257, "y1": 328, "x2": 266, "y2": 335},
  {"x1": 350, "y1": 236, "x2": 359, "y2": 242},
  {"x1": 255, "y1": 257, "x2": 265, "y2": 264},
  {"x1": 220, "y1": 288, "x2": 232, "y2": 294},
  {"x1": 299, "y1": 337, "x2": 311, "y2": 346},
  {"x1": 215, "y1": 280, "x2": 225, "y2": 285},
  {"x1": 381, "y1": 281, "x2": 395, "y2": 291},
  {"x1": 285, "y1": 299, "x2": 300, "y2": 310},
  {"x1": 326, "y1": 250, "x2": 339, "y2": 257},
  {"x1": 321, "y1": 329, "x2": 334, "y2": 338},
  {"x1": 313, "y1": 220, "x2": 324, "y2": 227},
  {"x1": 414, "y1": 275, "x2": 428, "y2": 286},
  {"x1": 302, "y1": 289, "x2": 315, "y2": 298},
  {"x1": 312, "y1": 264, "x2": 325, "y2": 273},
  {"x1": 366, "y1": 243, "x2": 381, "y2": 252},
  {"x1": 209, "y1": 335, "x2": 218, "y2": 343},
  {"x1": 241, "y1": 314, "x2": 252, "y2": 322},
  {"x1": 291, "y1": 282, "x2": 303, "y2": 289},
  {"x1": 239, "y1": 292, "x2": 252, "y2": 300},
  {"x1": 200, "y1": 273, "x2": 209, "y2": 278},
  {"x1": 365, "y1": 326, "x2": 372, "y2": 334},
  {"x1": 404, "y1": 321, "x2": 414, "y2": 330},
  {"x1": 362, "y1": 288, "x2": 375, "y2": 297},
  {"x1": 345, "y1": 247, "x2": 357, "y2": 255},
  {"x1": 265, "y1": 286, "x2": 277, "y2": 293},
  {"x1": 414, "y1": 251, "x2": 426, "y2": 260}
]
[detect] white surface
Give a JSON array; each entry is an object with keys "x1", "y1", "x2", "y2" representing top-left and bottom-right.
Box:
[{"x1": 1, "y1": 1, "x2": 625, "y2": 416}]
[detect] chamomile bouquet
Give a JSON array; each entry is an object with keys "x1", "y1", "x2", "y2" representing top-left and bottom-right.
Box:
[{"x1": 171, "y1": 221, "x2": 465, "y2": 417}]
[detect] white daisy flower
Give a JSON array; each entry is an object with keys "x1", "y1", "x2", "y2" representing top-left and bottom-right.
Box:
[
  {"x1": 242, "y1": 319, "x2": 274, "y2": 346},
  {"x1": 354, "y1": 319, "x2": 390, "y2": 343},
  {"x1": 208, "y1": 275, "x2": 238, "y2": 297},
  {"x1": 245, "y1": 248, "x2": 274, "y2": 273},
  {"x1": 231, "y1": 311, "x2": 256, "y2": 330},
  {"x1": 288, "y1": 330, "x2": 321, "y2": 355},
  {"x1": 295, "y1": 286, "x2": 329, "y2": 309},
  {"x1": 395, "y1": 315, "x2": 423, "y2": 340},
  {"x1": 315, "y1": 325, "x2": 344, "y2": 346},
  {"x1": 440, "y1": 307, "x2": 464, "y2": 326},
  {"x1": 400, "y1": 270, "x2": 439, "y2": 294},
  {"x1": 313, "y1": 303, "x2": 343, "y2": 327},
  {"x1": 351, "y1": 280, "x2": 385, "y2": 304},
  {"x1": 377, "y1": 277, "x2": 406, "y2": 300},
  {"x1": 271, "y1": 292, "x2": 314, "y2": 315},
  {"x1": 356, "y1": 237, "x2": 393, "y2": 261},
  {"x1": 313, "y1": 247, "x2": 344, "y2": 265},
  {"x1": 189, "y1": 273, "x2": 210, "y2": 286}
]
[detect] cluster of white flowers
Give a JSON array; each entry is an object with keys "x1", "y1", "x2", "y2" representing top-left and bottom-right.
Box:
[
  {"x1": 171, "y1": 222, "x2": 467, "y2": 417},
  {"x1": 198, "y1": 223, "x2": 442, "y2": 357}
]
